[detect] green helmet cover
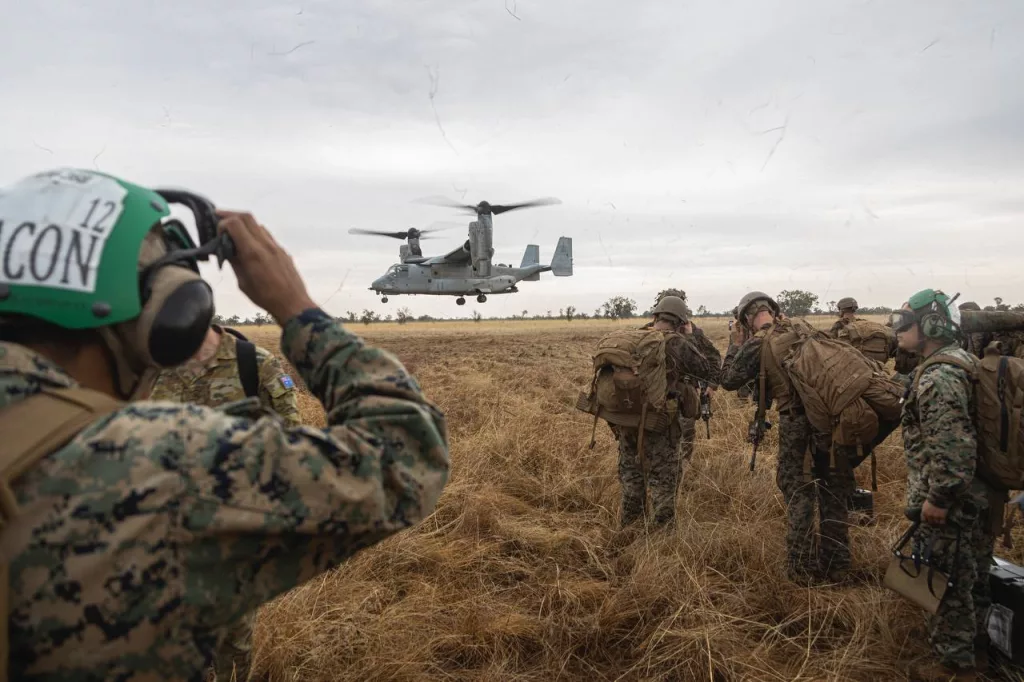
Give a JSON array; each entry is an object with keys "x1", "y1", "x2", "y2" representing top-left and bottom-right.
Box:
[
  {"x1": 0, "y1": 168, "x2": 171, "y2": 329},
  {"x1": 908, "y1": 288, "x2": 961, "y2": 332}
]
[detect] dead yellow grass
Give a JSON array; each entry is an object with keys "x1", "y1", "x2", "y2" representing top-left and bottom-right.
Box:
[{"x1": 230, "y1": 316, "x2": 1022, "y2": 681}]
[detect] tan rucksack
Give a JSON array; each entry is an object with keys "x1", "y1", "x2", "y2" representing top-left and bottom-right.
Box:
[
  {"x1": 776, "y1": 323, "x2": 904, "y2": 448},
  {"x1": 912, "y1": 347, "x2": 1024, "y2": 491},
  {"x1": 576, "y1": 328, "x2": 674, "y2": 433},
  {"x1": 0, "y1": 387, "x2": 124, "y2": 682},
  {"x1": 838, "y1": 319, "x2": 894, "y2": 365}
]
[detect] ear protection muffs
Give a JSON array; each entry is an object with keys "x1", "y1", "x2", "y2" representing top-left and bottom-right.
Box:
[
  {"x1": 919, "y1": 307, "x2": 948, "y2": 340},
  {"x1": 131, "y1": 189, "x2": 235, "y2": 368}
]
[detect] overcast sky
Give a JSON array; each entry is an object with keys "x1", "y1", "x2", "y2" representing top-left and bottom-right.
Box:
[{"x1": 2, "y1": 1, "x2": 1022, "y2": 319}]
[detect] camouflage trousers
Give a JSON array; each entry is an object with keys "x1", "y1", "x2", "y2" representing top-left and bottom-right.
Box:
[
  {"x1": 614, "y1": 416, "x2": 685, "y2": 527},
  {"x1": 737, "y1": 381, "x2": 753, "y2": 401},
  {"x1": 913, "y1": 494, "x2": 996, "y2": 671},
  {"x1": 776, "y1": 411, "x2": 856, "y2": 578},
  {"x1": 677, "y1": 417, "x2": 697, "y2": 483},
  {"x1": 211, "y1": 609, "x2": 257, "y2": 681}
]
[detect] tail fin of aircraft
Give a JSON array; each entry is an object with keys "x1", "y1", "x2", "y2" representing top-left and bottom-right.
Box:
[
  {"x1": 550, "y1": 237, "x2": 573, "y2": 276},
  {"x1": 521, "y1": 244, "x2": 541, "y2": 281}
]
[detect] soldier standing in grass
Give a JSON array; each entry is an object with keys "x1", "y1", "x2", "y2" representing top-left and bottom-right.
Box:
[
  {"x1": 641, "y1": 291, "x2": 722, "y2": 481},
  {"x1": 892, "y1": 290, "x2": 998, "y2": 682},
  {"x1": 615, "y1": 295, "x2": 712, "y2": 528},
  {"x1": 719, "y1": 292, "x2": 854, "y2": 584}
]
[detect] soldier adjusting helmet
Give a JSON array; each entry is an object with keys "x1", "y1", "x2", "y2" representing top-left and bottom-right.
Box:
[
  {"x1": 652, "y1": 295, "x2": 688, "y2": 325},
  {"x1": 0, "y1": 168, "x2": 216, "y2": 398},
  {"x1": 736, "y1": 291, "x2": 779, "y2": 328}
]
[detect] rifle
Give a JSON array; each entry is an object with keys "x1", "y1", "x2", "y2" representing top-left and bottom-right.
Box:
[
  {"x1": 747, "y1": 416, "x2": 772, "y2": 471},
  {"x1": 698, "y1": 381, "x2": 712, "y2": 438}
]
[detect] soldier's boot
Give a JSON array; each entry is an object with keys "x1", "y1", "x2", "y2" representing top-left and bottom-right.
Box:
[
  {"x1": 785, "y1": 561, "x2": 819, "y2": 586},
  {"x1": 906, "y1": 660, "x2": 977, "y2": 682}
]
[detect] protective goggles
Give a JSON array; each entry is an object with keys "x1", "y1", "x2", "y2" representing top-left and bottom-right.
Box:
[
  {"x1": 139, "y1": 190, "x2": 236, "y2": 283},
  {"x1": 890, "y1": 310, "x2": 918, "y2": 333}
]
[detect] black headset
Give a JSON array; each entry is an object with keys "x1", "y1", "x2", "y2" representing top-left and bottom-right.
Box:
[{"x1": 135, "y1": 190, "x2": 236, "y2": 367}]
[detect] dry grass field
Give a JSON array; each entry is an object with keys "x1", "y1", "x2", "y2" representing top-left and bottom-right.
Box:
[{"x1": 230, "y1": 316, "x2": 1024, "y2": 681}]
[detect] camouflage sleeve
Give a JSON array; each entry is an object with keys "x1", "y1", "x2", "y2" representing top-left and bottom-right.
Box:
[
  {"x1": 719, "y1": 337, "x2": 763, "y2": 391},
  {"x1": 665, "y1": 334, "x2": 711, "y2": 383},
  {"x1": 173, "y1": 309, "x2": 449, "y2": 627},
  {"x1": 255, "y1": 346, "x2": 302, "y2": 427},
  {"x1": 689, "y1": 326, "x2": 722, "y2": 386},
  {"x1": 917, "y1": 363, "x2": 977, "y2": 509},
  {"x1": 828, "y1": 321, "x2": 843, "y2": 338}
]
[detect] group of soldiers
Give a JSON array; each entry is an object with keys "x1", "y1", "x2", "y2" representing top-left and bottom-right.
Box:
[
  {"x1": 608, "y1": 289, "x2": 1013, "y2": 681},
  {"x1": 0, "y1": 166, "x2": 1013, "y2": 682}
]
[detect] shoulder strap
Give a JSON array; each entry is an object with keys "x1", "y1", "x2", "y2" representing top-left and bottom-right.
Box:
[
  {"x1": 0, "y1": 388, "x2": 124, "y2": 505},
  {"x1": 911, "y1": 353, "x2": 978, "y2": 397},
  {"x1": 235, "y1": 340, "x2": 260, "y2": 398},
  {"x1": 0, "y1": 387, "x2": 123, "y2": 682},
  {"x1": 222, "y1": 326, "x2": 249, "y2": 342}
]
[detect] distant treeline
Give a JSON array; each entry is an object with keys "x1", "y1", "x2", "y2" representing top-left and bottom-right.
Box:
[{"x1": 213, "y1": 290, "x2": 1023, "y2": 327}]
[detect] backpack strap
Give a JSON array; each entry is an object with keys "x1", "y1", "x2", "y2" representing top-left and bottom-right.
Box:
[
  {"x1": 235, "y1": 339, "x2": 260, "y2": 399},
  {"x1": 0, "y1": 387, "x2": 123, "y2": 682}
]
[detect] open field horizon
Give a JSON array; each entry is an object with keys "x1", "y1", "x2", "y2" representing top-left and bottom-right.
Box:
[{"x1": 229, "y1": 316, "x2": 1024, "y2": 681}]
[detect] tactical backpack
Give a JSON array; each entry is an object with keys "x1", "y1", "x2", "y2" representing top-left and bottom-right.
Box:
[
  {"x1": 912, "y1": 347, "x2": 1024, "y2": 491},
  {"x1": 838, "y1": 319, "x2": 894, "y2": 365},
  {"x1": 761, "y1": 321, "x2": 904, "y2": 483},
  {"x1": 0, "y1": 387, "x2": 124, "y2": 681},
  {"x1": 576, "y1": 329, "x2": 674, "y2": 433}
]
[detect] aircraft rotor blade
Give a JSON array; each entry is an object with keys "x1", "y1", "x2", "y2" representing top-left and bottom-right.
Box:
[{"x1": 489, "y1": 197, "x2": 562, "y2": 215}]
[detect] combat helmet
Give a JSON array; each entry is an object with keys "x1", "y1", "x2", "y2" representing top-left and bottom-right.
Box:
[
  {"x1": 891, "y1": 288, "x2": 961, "y2": 342},
  {"x1": 0, "y1": 168, "x2": 218, "y2": 398},
  {"x1": 958, "y1": 301, "x2": 981, "y2": 312},
  {"x1": 837, "y1": 297, "x2": 858, "y2": 312},
  {"x1": 652, "y1": 295, "x2": 689, "y2": 324},
  {"x1": 736, "y1": 291, "x2": 780, "y2": 325}
]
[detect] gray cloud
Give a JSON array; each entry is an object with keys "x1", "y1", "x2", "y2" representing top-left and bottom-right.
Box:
[{"x1": 2, "y1": 0, "x2": 1023, "y2": 319}]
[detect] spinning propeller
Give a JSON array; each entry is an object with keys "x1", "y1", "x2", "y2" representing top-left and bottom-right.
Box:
[
  {"x1": 416, "y1": 196, "x2": 562, "y2": 217},
  {"x1": 348, "y1": 227, "x2": 445, "y2": 240}
]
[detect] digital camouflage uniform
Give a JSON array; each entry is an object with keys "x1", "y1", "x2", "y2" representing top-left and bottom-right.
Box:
[
  {"x1": 720, "y1": 325, "x2": 856, "y2": 581},
  {"x1": 678, "y1": 325, "x2": 722, "y2": 479},
  {"x1": 149, "y1": 325, "x2": 301, "y2": 679},
  {"x1": 0, "y1": 308, "x2": 450, "y2": 682},
  {"x1": 613, "y1": 332, "x2": 712, "y2": 527},
  {"x1": 150, "y1": 325, "x2": 301, "y2": 427},
  {"x1": 902, "y1": 344, "x2": 997, "y2": 673}
]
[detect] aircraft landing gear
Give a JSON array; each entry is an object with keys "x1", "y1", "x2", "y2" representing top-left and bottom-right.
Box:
[
  {"x1": 381, "y1": 296, "x2": 388, "y2": 304},
  {"x1": 476, "y1": 294, "x2": 487, "y2": 303},
  {"x1": 456, "y1": 297, "x2": 466, "y2": 306}
]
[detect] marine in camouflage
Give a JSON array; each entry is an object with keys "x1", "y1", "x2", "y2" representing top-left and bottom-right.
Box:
[
  {"x1": 0, "y1": 308, "x2": 450, "y2": 682},
  {"x1": 149, "y1": 325, "x2": 302, "y2": 679},
  {"x1": 678, "y1": 323, "x2": 722, "y2": 480},
  {"x1": 721, "y1": 333, "x2": 855, "y2": 581},
  {"x1": 901, "y1": 343, "x2": 996, "y2": 672},
  {"x1": 150, "y1": 324, "x2": 301, "y2": 426},
  {"x1": 613, "y1": 331, "x2": 712, "y2": 528}
]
